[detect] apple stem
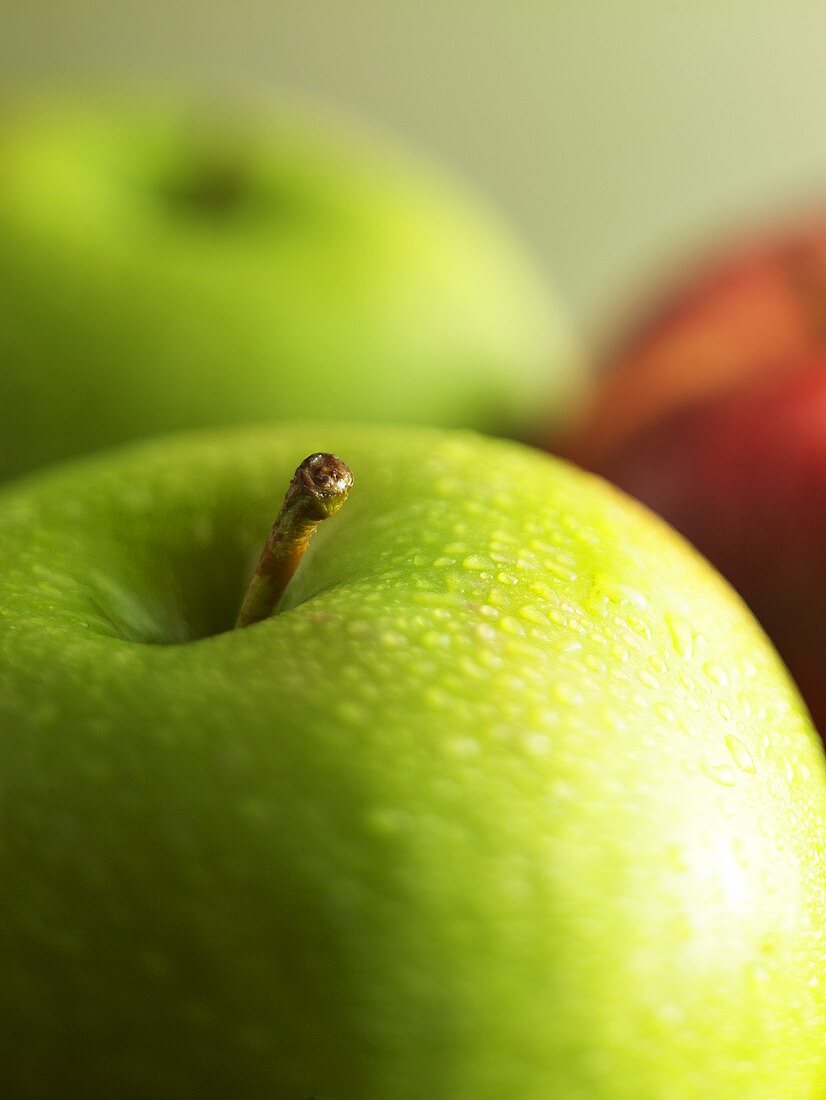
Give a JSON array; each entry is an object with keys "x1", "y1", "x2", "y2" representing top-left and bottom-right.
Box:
[{"x1": 235, "y1": 453, "x2": 354, "y2": 629}]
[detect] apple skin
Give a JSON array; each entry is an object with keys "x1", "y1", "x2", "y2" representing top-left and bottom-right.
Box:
[
  {"x1": 0, "y1": 95, "x2": 578, "y2": 481},
  {"x1": 0, "y1": 424, "x2": 824, "y2": 1097}
]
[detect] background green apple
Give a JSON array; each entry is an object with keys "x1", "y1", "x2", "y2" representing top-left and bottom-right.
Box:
[
  {"x1": 0, "y1": 94, "x2": 578, "y2": 482},
  {"x1": 0, "y1": 425, "x2": 823, "y2": 1097}
]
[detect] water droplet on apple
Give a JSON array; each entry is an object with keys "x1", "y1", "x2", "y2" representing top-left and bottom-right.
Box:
[
  {"x1": 524, "y1": 732, "x2": 551, "y2": 756},
  {"x1": 366, "y1": 806, "x2": 413, "y2": 836},
  {"x1": 588, "y1": 572, "x2": 647, "y2": 611},
  {"x1": 447, "y1": 735, "x2": 480, "y2": 760},
  {"x1": 583, "y1": 653, "x2": 608, "y2": 674},
  {"x1": 335, "y1": 700, "x2": 365, "y2": 725},
  {"x1": 665, "y1": 613, "x2": 694, "y2": 659},
  {"x1": 500, "y1": 616, "x2": 525, "y2": 637},
  {"x1": 600, "y1": 705, "x2": 627, "y2": 732},
  {"x1": 703, "y1": 661, "x2": 730, "y2": 688},
  {"x1": 701, "y1": 761, "x2": 737, "y2": 787},
  {"x1": 518, "y1": 604, "x2": 548, "y2": 627},
  {"x1": 551, "y1": 777, "x2": 575, "y2": 801},
  {"x1": 546, "y1": 559, "x2": 578, "y2": 582},
  {"x1": 655, "y1": 700, "x2": 677, "y2": 724},
  {"x1": 654, "y1": 1001, "x2": 686, "y2": 1027},
  {"x1": 553, "y1": 682, "x2": 582, "y2": 705},
  {"x1": 725, "y1": 734, "x2": 756, "y2": 775},
  {"x1": 462, "y1": 554, "x2": 489, "y2": 571}
]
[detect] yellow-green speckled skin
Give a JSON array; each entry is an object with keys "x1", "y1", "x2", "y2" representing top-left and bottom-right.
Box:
[
  {"x1": 0, "y1": 97, "x2": 577, "y2": 482},
  {"x1": 0, "y1": 425, "x2": 823, "y2": 1098}
]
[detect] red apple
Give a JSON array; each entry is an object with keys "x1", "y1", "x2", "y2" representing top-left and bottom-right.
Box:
[
  {"x1": 563, "y1": 214, "x2": 826, "y2": 732},
  {"x1": 567, "y1": 209, "x2": 826, "y2": 463}
]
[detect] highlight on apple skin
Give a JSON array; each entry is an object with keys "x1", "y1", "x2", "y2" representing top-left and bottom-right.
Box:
[
  {"x1": 0, "y1": 423, "x2": 823, "y2": 1097},
  {"x1": 0, "y1": 92, "x2": 580, "y2": 481},
  {"x1": 563, "y1": 211, "x2": 826, "y2": 733}
]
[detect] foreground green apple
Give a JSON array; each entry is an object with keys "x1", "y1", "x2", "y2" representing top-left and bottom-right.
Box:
[
  {"x1": 0, "y1": 425, "x2": 823, "y2": 1097},
  {"x1": 0, "y1": 95, "x2": 577, "y2": 481}
]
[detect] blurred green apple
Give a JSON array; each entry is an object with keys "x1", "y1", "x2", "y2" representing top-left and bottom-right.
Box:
[
  {"x1": 0, "y1": 423, "x2": 823, "y2": 1097},
  {"x1": 0, "y1": 94, "x2": 578, "y2": 480}
]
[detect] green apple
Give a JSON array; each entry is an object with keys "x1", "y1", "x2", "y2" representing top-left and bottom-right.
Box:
[
  {"x1": 0, "y1": 94, "x2": 578, "y2": 481},
  {"x1": 0, "y1": 424, "x2": 823, "y2": 1098}
]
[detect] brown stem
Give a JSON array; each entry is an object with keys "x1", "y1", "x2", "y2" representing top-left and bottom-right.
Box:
[{"x1": 235, "y1": 453, "x2": 354, "y2": 629}]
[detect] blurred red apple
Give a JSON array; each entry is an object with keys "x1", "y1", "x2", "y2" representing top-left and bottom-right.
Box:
[
  {"x1": 563, "y1": 213, "x2": 826, "y2": 731},
  {"x1": 568, "y1": 209, "x2": 826, "y2": 463}
]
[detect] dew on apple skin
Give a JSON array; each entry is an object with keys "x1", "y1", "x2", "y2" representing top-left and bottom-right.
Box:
[
  {"x1": 446, "y1": 735, "x2": 481, "y2": 760},
  {"x1": 583, "y1": 653, "x2": 608, "y2": 674},
  {"x1": 664, "y1": 842, "x2": 689, "y2": 873},
  {"x1": 545, "y1": 559, "x2": 578, "y2": 583},
  {"x1": 365, "y1": 806, "x2": 414, "y2": 837},
  {"x1": 517, "y1": 603, "x2": 548, "y2": 628},
  {"x1": 724, "y1": 734, "x2": 757, "y2": 775},
  {"x1": 678, "y1": 669, "x2": 698, "y2": 694},
  {"x1": 499, "y1": 615, "x2": 526, "y2": 637},
  {"x1": 718, "y1": 700, "x2": 734, "y2": 722},
  {"x1": 456, "y1": 654, "x2": 487, "y2": 681},
  {"x1": 473, "y1": 622, "x2": 497, "y2": 644},
  {"x1": 478, "y1": 649, "x2": 504, "y2": 671},
  {"x1": 654, "y1": 1001, "x2": 687, "y2": 1028},
  {"x1": 461, "y1": 554, "x2": 490, "y2": 571},
  {"x1": 334, "y1": 699, "x2": 366, "y2": 726},
  {"x1": 525, "y1": 730, "x2": 552, "y2": 756},
  {"x1": 665, "y1": 612, "x2": 695, "y2": 659},
  {"x1": 423, "y1": 685, "x2": 452, "y2": 711},
  {"x1": 655, "y1": 700, "x2": 677, "y2": 724},
  {"x1": 550, "y1": 776, "x2": 576, "y2": 802},
  {"x1": 588, "y1": 572, "x2": 649, "y2": 612},
  {"x1": 637, "y1": 668, "x2": 661, "y2": 690},
  {"x1": 703, "y1": 661, "x2": 730, "y2": 688},
  {"x1": 746, "y1": 963, "x2": 772, "y2": 991},
  {"x1": 701, "y1": 761, "x2": 738, "y2": 788},
  {"x1": 625, "y1": 615, "x2": 653, "y2": 643},
  {"x1": 552, "y1": 682, "x2": 584, "y2": 706}
]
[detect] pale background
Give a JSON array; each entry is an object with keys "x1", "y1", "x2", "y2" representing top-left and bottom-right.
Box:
[{"x1": 5, "y1": 1, "x2": 826, "y2": 339}]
